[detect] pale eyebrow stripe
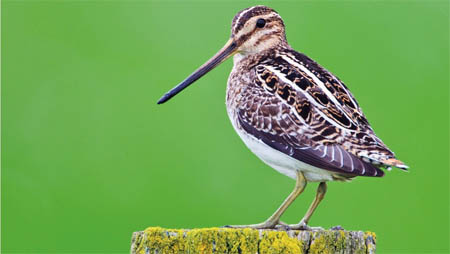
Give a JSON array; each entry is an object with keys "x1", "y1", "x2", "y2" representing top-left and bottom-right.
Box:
[
  {"x1": 234, "y1": 10, "x2": 279, "y2": 34},
  {"x1": 233, "y1": 6, "x2": 258, "y2": 32}
]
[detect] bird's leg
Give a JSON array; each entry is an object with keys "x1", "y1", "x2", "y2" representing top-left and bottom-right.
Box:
[
  {"x1": 225, "y1": 171, "x2": 307, "y2": 229},
  {"x1": 289, "y1": 182, "x2": 327, "y2": 230}
]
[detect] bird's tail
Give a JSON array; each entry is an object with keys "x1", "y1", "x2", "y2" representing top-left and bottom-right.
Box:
[{"x1": 380, "y1": 158, "x2": 409, "y2": 171}]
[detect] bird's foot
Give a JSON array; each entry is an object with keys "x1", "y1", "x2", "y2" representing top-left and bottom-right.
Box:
[
  {"x1": 286, "y1": 220, "x2": 324, "y2": 231},
  {"x1": 274, "y1": 221, "x2": 291, "y2": 231},
  {"x1": 223, "y1": 219, "x2": 281, "y2": 229}
]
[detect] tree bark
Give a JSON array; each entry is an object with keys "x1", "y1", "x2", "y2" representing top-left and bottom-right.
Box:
[{"x1": 131, "y1": 227, "x2": 376, "y2": 254}]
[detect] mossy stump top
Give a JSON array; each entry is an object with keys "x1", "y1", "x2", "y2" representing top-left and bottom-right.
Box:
[{"x1": 130, "y1": 227, "x2": 376, "y2": 254}]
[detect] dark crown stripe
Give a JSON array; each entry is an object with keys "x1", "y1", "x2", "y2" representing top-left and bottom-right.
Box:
[{"x1": 232, "y1": 6, "x2": 277, "y2": 33}]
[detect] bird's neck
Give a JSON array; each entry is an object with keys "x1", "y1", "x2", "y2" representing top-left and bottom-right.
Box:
[{"x1": 233, "y1": 43, "x2": 290, "y2": 66}]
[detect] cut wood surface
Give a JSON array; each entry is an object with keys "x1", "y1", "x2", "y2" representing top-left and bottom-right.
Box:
[{"x1": 131, "y1": 227, "x2": 376, "y2": 254}]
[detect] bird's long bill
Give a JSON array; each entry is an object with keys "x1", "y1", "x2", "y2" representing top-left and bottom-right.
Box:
[{"x1": 157, "y1": 39, "x2": 237, "y2": 104}]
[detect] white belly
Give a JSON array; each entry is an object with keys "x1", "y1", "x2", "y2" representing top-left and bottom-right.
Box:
[{"x1": 230, "y1": 118, "x2": 335, "y2": 182}]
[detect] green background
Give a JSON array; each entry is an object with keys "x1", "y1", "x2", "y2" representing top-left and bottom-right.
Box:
[{"x1": 2, "y1": 0, "x2": 449, "y2": 253}]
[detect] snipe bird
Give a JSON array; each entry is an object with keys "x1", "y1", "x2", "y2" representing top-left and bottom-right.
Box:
[{"x1": 157, "y1": 6, "x2": 408, "y2": 230}]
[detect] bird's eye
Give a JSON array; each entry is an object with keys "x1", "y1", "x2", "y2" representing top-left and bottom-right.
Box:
[{"x1": 256, "y1": 18, "x2": 266, "y2": 28}]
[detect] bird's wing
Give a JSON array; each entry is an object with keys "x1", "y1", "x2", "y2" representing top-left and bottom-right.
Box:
[
  {"x1": 236, "y1": 105, "x2": 384, "y2": 177},
  {"x1": 249, "y1": 49, "x2": 407, "y2": 169}
]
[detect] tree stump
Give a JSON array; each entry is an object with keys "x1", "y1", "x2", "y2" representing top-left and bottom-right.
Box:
[{"x1": 130, "y1": 227, "x2": 376, "y2": 254}]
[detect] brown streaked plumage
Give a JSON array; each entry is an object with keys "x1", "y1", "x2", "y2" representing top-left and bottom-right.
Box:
[{"x1": 157, "y1": 5, "x2": 408, "y2": 230}]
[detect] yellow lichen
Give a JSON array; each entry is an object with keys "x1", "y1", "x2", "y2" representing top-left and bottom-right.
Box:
[
  {"x1": 134, "y1": 227, "x2": 374, "y2": 254},
  {"x1": 309, "y1": 231, "x2": 350, "y2": 254},
  {"x1": 309, "y1": 233, "x2": 332, "y2": 254},
  {"x1": 364, "y1": 231, "x2": 376, "y2": 242},
  {"x1": 141, "y1": 227, "x2": 187, "y2": 254},
  {"x1": 364, "y1": 231, "x2": 377, "y2": 252},
  {"x1": 334, "y1": 230, "x2": 347, "y2": 250},
  {"x1": 259, "y1": 230, "x2": 303, "y2": 254}
]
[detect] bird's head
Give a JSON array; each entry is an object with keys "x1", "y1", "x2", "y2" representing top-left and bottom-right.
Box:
[
  {"x1": 157, "y1": 6, "x2": 286, "y2": 104},
  {"x1": 231, "y1": 6, "x2": 287, "y2": 56}
]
